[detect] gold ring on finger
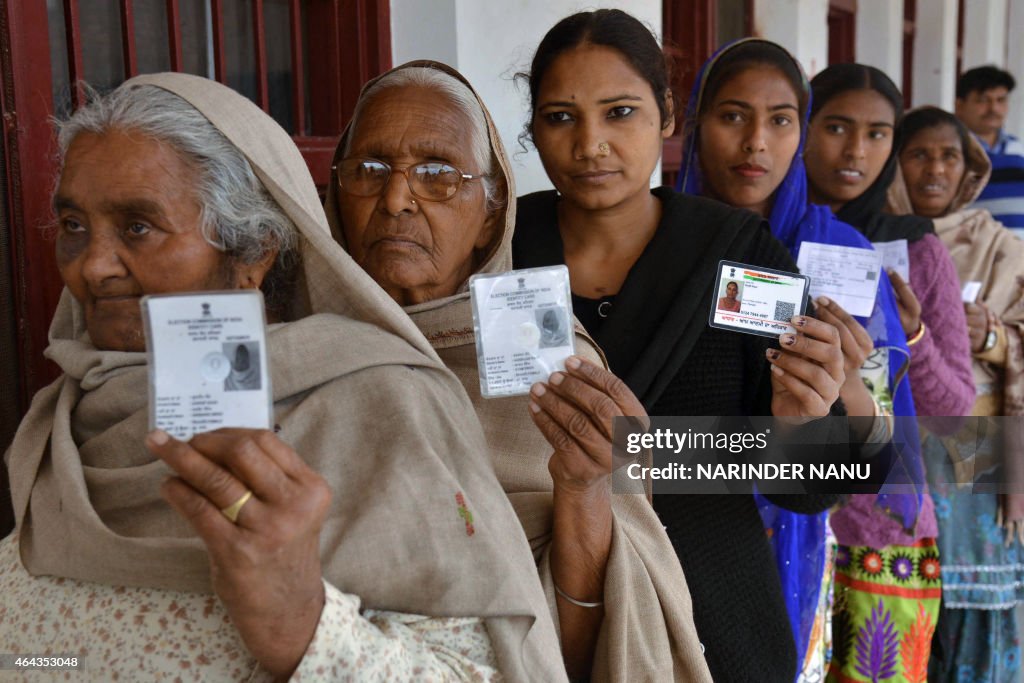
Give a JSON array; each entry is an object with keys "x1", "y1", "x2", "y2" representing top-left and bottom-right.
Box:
[{"x1": 220, "y1": 490, "x2": 253, "y2": 524}]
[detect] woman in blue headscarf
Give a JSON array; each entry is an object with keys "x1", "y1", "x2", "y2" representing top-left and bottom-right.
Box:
[{"x1": 678, "y1": 39, "x2": 927, "y2": 682}]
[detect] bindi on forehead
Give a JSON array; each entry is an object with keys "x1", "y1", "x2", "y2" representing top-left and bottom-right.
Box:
[{"x1": 538, "y1": 92, "x2": 644, "y2": 112}]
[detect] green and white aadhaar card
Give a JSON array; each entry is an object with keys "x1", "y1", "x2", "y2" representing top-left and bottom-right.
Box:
[{"x1": 708, "y1": 260, "x2": 810, "y2": 339}]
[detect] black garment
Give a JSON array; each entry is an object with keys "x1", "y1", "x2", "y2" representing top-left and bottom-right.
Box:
[
  {"x1": 515, "y1": 187, "x2": 841, "y2": 683},
  {"x1": 517, "y1": 187, "x2": 766, "y2": 408},
  {"x1": 571, "y1": 293, "x2": 615, "y2": 335},
  {"x1": 834, "y1": 149, "x2": 934, "y2": 243}
]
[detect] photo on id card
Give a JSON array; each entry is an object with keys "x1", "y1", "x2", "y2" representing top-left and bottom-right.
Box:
[
  {"x1": 708, "y1": 260, "x2": 810, "y2": 338},
  {"x1": 142, "y1": 290, "x2": 273, "y2": 440}
]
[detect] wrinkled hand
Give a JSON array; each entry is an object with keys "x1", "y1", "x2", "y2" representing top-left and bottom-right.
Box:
[
  {"x1": 148, "y1": 428, "x2": 331, "y2": 679},
  {"x1": 888, "y1": 270, "x2": 922, "y2": 338},
  {"x1": 964, "y1": 301, "x2": 997, "y2": 353},
  {"x1": 530, "y1": 356, "x2": 648, "y2": 492},
  {"x1": 767, "y1": 314, "x2": 845, "y2": 422}
]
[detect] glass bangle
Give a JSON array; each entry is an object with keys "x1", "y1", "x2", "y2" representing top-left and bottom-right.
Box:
[{"x1": 906, "y1": 321, "x2": 927, "y2": 347}]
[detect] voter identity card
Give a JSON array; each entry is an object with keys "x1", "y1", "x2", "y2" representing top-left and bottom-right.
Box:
[
  {"x1": 708, "y1": 260, "x2": 810, "y2": 338},
  {"x1": 961, "y1": 280, "x2": 983, "y2": 303},
  {"x1": 470, "y1": 266, "x2": 575, "y2": 398},
  {"x1": 796, "y1": 241, "x2": 883, "y2": 318},
  {"x1": 872, "y1": 239, "x2": 910, "y2": 282},
  {"x1": 142, "y1": 290, "x2": 273, "y2": 440}
]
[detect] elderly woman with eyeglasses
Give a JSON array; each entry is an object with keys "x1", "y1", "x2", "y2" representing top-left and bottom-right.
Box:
[
  {"x1": 326, "y1": 61, "x2": 713, "y2": 683},
  {"x1": 0, "y1": 72, "x2": 569, "y2": 681}
]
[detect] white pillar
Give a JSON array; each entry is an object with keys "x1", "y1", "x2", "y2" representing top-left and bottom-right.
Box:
[
  {"x1": 911, "y1": 0, "x2": 958, "y2": 110},
  {"x1": 390, "y1": 0, "x2": 458, "y2": 67},
  {"x1": 855, "y1": 0, "x2": 904, "y2": 90},
  {"x1": 752, "y1": 0, "x2": 830, "y2": 77},
  {"x1": 961, "y1": 0, "x2": 1008, "y2": 69},
  {"x1": 1007, "y1": 0, "x2": 1024, "y2": 137}
]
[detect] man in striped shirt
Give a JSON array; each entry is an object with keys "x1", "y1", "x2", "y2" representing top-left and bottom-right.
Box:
[{"x1": 956, "y1": 65, "x2": 1024, "y2": 238}]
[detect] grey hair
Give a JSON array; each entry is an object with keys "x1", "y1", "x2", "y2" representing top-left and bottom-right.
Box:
[
  {"x1": 56, "y1": 84, "x2": 298, "y2": 269},
  {"x1": 343, "y1": 67, "x2": 506, "y2": 215}
]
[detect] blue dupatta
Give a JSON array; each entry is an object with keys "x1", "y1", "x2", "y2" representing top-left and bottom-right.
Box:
[{"x1": 677, "y1": 38, "x2": 924, "y2": 674}]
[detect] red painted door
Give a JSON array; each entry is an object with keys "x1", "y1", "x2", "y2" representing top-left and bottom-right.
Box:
[{"x1": 828, "y1": 0, "x2": 857, "y2": 65}]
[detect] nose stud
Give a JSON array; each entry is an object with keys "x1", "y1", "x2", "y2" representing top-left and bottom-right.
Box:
[{"x1": 597, "y1": 142, "x2": 610, "y2": 156}]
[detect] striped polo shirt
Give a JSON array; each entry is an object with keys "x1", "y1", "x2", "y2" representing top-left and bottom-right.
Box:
[{"x1": 974, "y1": 130, "x2": 1024, "y2": 239}]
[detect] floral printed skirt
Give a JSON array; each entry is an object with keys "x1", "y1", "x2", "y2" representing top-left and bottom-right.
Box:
[
  {"x1": 827, "y1": 539, "x2": 941, "y2": 683},
  {"x1": 928, "y1": 605, "x2": 1021, "y2": 682},
  {"x1": 925, "y1": 432, "x2": 1024, "y2": 610},
  {"x1": 924, "y1": 431, "x2": 1024, "y2": 681}
]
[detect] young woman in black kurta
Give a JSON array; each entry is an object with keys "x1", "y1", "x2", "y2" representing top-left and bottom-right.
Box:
[
  {"x1": 513, "y1": 10, "x2": 854, "y2": 682},
  {"x1": 516, "y1": 186, "x2": 842, "y2": 682}
]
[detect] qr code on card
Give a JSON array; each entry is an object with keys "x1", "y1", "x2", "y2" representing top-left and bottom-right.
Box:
[{"x1": 773, "y1": 300, "x2": 795, "y2": 323}]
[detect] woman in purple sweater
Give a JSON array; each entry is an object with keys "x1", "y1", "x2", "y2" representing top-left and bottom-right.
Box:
[
  {"x1": 805, "y1": 65, "x2": 974, "y2": 419},
  {"x1": 804, "y1": 64, "x2": 975, "y2": 681}
]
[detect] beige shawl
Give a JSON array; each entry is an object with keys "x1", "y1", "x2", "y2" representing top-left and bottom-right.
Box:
[
  {"x1": 888, "y1": 118, "x2": 1024, "y2": 416},
  {"x1": 888, "y1": 111, "x2": 1024, "y2": 517},
  {"x1": 325, "y1": 61, "x2": 712, "y2": 683},
  {"x1": 4, "y1": 72, "x2": 566, "y2": 682}
]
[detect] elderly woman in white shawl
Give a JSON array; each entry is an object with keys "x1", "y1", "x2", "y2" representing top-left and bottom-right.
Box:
[
  {"x1": 326, "y1": 61, "x2": 712, "y2": 682},
  {"x1": 0, "y1": 73, "x2": 567, "y2": 681}
]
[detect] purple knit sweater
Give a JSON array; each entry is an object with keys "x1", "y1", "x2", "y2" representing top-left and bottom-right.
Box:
[
  {"x1": 904, "y1": 234, "x2": 976, "y2": 417},
  {"x1": 832, "y1": 234, "x2": 975, "y2": 546}
]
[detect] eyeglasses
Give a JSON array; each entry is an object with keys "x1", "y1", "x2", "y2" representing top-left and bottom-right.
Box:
[{"x1": 335, "y1": 157, "x2": 485, "y2": 202}]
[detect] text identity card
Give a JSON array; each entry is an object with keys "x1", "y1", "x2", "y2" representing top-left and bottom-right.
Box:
[
  {"x1": 796, "y1": 241, "x2": 883, "y2": 317},
  {"x1": 872, "y1": 239, "x2": 910, "y2": 282},
  {"x1": 470, "y1": 266, "x2": 575, "y2": 398},
  {"x1": 142, "y1": 290, "x2": 272, "y2": 440}
]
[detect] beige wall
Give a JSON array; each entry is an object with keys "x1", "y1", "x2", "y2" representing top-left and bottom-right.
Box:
[{"x1": 390, "y1": 0, "x2": 662, "y2": 195}]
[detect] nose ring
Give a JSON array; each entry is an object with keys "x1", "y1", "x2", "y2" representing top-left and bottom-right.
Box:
[{"x1": 597, "y1": 142, "x2": 610, "y2": 156}]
